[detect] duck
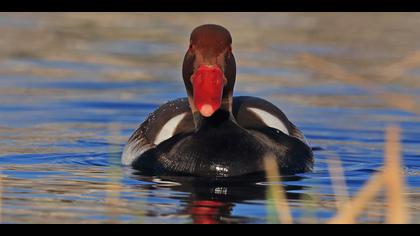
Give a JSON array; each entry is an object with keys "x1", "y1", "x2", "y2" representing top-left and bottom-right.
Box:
[{"x1": 122, "y1": 24, "x2": 313, "y2": 177}]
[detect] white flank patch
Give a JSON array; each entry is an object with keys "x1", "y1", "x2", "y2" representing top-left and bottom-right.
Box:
[
  {"x1": 247, "y1": 107, "x2": 289, "y2": 135},
  {"x1": 121, "y1": 139, "x2": 153, "y2": 166},
  {"x1": 154, "y1": 113, "x2": 187, "y2": 145}
]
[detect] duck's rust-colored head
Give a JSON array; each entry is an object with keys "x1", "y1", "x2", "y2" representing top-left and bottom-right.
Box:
[{"x1": 182, "y1": 24, "x2": 236, "y2": 118}]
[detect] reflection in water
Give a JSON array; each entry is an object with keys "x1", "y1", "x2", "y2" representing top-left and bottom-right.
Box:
[{"x1": 131, "y1": 173, "x2": 310, "y2": 224}]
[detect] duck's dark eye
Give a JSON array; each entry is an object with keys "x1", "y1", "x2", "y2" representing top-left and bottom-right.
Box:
[{"x1": 226, "y1": 47, "x2": 232, "y2": 58}]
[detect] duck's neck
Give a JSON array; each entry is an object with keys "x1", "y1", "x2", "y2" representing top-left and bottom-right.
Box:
[
  {"x1": 193, "y1": 108, "x2": 236, "y2": 131},
  {"x1": 190, "y1": 95, "x2": 236, "y2": 131}
]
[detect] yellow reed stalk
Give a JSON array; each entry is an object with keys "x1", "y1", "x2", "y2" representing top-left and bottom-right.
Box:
[
  {"x1": 106, "y1": 123, "x2": 123, "y2": 223},
  {"x1": 299, "y1": 54, "x2": 378, "y2": 88},
  {"x1": 328, "y1": 172, "x2": 384, "y2": 224},
  {"x1": 327, "y1": 158, "x2": 351, "y2": 214},
  {"x1": 380, "y1": 51, "x2": 420, "y2": 81},
  {"x1": 329, "y1": 125, "x2": 410, "y2": 224},
  {"x1": 384, "y1": 125, "x2": 409, "y2": 224},
  {"x1": 263, "y1": 155, "x2": 293, "y2": 224}
]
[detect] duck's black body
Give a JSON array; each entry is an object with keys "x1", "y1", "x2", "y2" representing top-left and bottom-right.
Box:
[
  {"x1": 123, "y1": 96, "x2": 313, "y2": 177},
  {"x1": 122, "y1": 24, "x2": 313, "y2": 177}
]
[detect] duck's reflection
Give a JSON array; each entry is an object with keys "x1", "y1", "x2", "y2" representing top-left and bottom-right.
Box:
[{"x1": 130, "y1": 172, "x2": 311, "y2": 224}]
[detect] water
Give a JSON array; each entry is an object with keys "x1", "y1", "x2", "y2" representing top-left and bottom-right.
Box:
[{"x1": 0, "y1": 13, "x2": 419, "y2": 224}]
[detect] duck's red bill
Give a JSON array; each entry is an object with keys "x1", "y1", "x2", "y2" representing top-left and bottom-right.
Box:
[{"x1": 192, "y1": 65, "x2": 225, "y2": 117}]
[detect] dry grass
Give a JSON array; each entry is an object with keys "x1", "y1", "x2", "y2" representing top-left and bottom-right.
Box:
[
  {"x1": 384, "y1": 126, "x2": 409, "y2": 224},
  {"x1": 105, "y1": 123, "x2": 125, "y2": 223},
  {"x1": 331, "y1": 125, "x2": 409, "y2": 224},
  {"x1": 273, "y1": 52, "x2": 416, "y2": 223},
  {"x1": 260, "y1": 56, "x2": 412, "y2": 222},
  {"x1": 264, "y1": 155, "x2": 293, "y2": 224},
  {"x1": 379, "y1": 51, "x2": 420, "y2": 82},
  {"x1": 328, "y1": 171, "x2": 385, "y2": 224},
  {"x1": 265, "y1": 124, "x2": 410, "y2": 224},
  {"x1": 290, "y1": 51, "x2": 414, "y2": 223},
  {"x1": 327, "y1": 157, "x2": 350, "y2": 215},
  {"x1": 299, "y1": 54, "x2": 419, "y2": 114}
]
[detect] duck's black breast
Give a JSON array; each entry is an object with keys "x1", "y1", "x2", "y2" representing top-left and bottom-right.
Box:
[{"x1": 133, "y1": 118, "x2": 267, "y2": 177}]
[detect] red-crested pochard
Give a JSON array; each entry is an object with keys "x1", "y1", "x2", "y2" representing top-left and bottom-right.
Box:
[{"x1": 122, "y1": 24, "x2": 313, "y2": 177}]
